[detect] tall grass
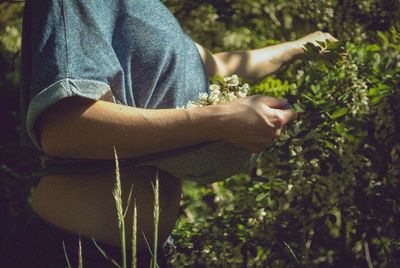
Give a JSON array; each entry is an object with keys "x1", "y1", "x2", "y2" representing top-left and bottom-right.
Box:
[
  {"x1": 113, "y1": 148, "x2": 128, "y2": 268},
  {"x1": 78, "y1": 236, "x2": 83, "y2": 268},
  {"x1": 66, "y1": 148, "x2": 161, "y2": 268},
  {"x1": 131, "y1": 199, "x2": 137, "y2": 268},
  {"x1": 113, "y1": 148, "x2": 160, "y2": 268},
  {"x1": 151, "y1": 172, "x2": 160, "y2": 268}
]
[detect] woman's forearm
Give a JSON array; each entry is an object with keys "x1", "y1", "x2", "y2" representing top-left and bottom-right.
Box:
[
  {"x1": 196, "y1": 41, "x2": 300, "y2": 82},
  {"x1": 214, "y1": 41, "x2": 300, "y2": 82},
  {"x1": 39, "y1": 97, "x2": 224, "y2": 159},
  {"x1": 196, "y1": 31, "x2": 337, "y2": 82}
]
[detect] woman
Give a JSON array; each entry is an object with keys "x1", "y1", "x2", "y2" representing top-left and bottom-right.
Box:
[{"x1": 13, "y1": 0, "x2": 335, "y2": 267}]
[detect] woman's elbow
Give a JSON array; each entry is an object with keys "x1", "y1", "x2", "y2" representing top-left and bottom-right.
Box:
[
  {"x1": 39, "y1": 120, "x2": 70, "y2": 157},
  {"x1": 37, "y1": 97, "x2": 95, "y2": 157}
]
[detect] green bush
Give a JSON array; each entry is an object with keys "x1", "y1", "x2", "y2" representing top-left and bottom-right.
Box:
[
  {"x1": 166, "y1": 1, "x2": 400, "y2": 267},
  {"x1": 0, "y1": 1, "x2": 399, "y2": 267}
]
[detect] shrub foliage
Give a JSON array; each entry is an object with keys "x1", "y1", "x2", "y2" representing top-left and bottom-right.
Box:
[
  {"x1": 164, "y1": 0, "x2": 400, "y2": 267},
  {"x1": 0, "y1": 0, "x2": 399, "y2": 267}
]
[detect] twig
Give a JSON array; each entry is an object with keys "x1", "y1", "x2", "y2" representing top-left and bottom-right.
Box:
[{"x1": 263, "y1": 6, "x2": 282, "y2": 27}]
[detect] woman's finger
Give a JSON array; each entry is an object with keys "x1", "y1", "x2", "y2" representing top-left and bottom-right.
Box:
[
  {"x1": 324, "y1": 32, "x2": 338, "y2": 42},
  {"x1": 271, "y1": 108, "x2": 297, "y2": 127}
]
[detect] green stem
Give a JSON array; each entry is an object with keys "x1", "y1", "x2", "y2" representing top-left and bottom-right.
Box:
[
  {"x1": 152, "y1": 173, "x2": 160, "y2": 268},
  {"x1": 120, "y1": 222, "x2": 127, "y2": 268},
  {"x1": 114, "y1": 147, "x2": 127, "y2": 268},
  {"x1": 132, "y1": 199, "x2": 137, "y2": 268}
]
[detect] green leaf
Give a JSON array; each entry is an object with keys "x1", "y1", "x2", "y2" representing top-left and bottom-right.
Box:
[
  {"x1": 256, "y1": 192, "x2": 268, "y2": 202},
  {"x1": 372, "y1": 53, "x2": 381, "y2": 71},
  {"x1": 322, "y1": 140, "x2": 335, "y2": 150},
  {"x1": 368, "y1": 87, "x2": 378, "y2": 97},
  {"x1": 293, "y1": 103, "x2": 305, "y2": 113},
  {"x1": 367, "y1": 44, "x2": 381, "y2": 52},
  {"x1": 371, "y1": 95, "x2": 385, "y2": 105},
  {"x1": 378, "y1": 83, "x2": 390, "y2": 91},
  {"x1": 331, "y1": 108, "x2": 348, "y2": 119},
  {"x1": 267, "y1": 196, "x2": 278, "y2": 210},
  {"x1": 334, "y1": 123, "x2": 346, "y2": 135},
  {"x1": 327, "y1": 40, "x2": 344, "y2": 51},
  {"x1": 377, "y1": 31, "x2": 389, "y2": 46},
  {"x1": 311, "y1": 84, "x2": 319, "y2": 94},
  {"x1": 315, "y1": 62, "x2": 330, "y2": 72}
]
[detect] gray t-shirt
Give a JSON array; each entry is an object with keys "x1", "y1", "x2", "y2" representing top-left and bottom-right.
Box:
[{"x1": 22, "y1": 0, "x2": 255, "y2": 184}]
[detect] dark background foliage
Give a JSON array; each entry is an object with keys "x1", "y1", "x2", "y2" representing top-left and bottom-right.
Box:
[{"x1": 0, "y1": 0, "x2": 399, "y2": 267}]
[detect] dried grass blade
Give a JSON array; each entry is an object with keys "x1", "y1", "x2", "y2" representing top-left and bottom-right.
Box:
[
  {"x1": 78, "y1": 235, "x2": 83, "y2": 268},
  {"x1": 113, "y1": 147, "x2": 127, "y2": 268},
  {"x1": 131, "y1": 199, "x2": 137, "y2": 268},
  {"x1": 63, "y1": 240, "x2": 72, "y2": 268},
  {"x1": 91, "y1": 237, "x2": 122, "y2": 268}
]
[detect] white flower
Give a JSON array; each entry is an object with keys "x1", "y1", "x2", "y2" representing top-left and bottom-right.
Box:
[
  {"x1": 183, "y1": 74, "x2": 251, "y2": 108},
  {"x1": 209, "y1": 84, "x2": 221, "y2": 92},
  {"x1": 240, "y1": 83, "x2": 250, "y2": 92},
  {"x1": 186, "y1": 101, "x2": 200, "y2": 109},
  {"x1": 198, "y1": 92, "x2": 209, "y2": 101},
  {"x1": 209, "y1": 90, "x2": 221, "y2": 104},
  {"x1": 237, "y1": 90, "x2": 247, "y2": 98},
  {"x1": 224, "y1": 74, "x2": 239, "y2": 87},
  {"x1": 227, "y1": 92, "x2": 237, "y2": 101}
]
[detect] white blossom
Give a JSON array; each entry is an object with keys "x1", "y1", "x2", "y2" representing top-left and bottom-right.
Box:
[
  {"x1": 183, "y1": 74, "x2": 250, "y2": 108},
  {"x1": 227, "y1": 92, "x2": 237, "y2": 101},
  {"x1": 209, "y1": 84, "x2": 221, "y2": 92},
  {"x1": 237, "y1": 91, "x2": 247, "y2": 98},
  {"x1": 240, "y1": 83, "x2": 250, "y2": 92},
  {"x1": 198, "y1": 92, "x2": 209, "y2": 101},
  {"x1": 186, "y1": 101, "x2": 200, "y2": 109},
  {"x1": 209, "y1": 90, "x2": 221, "y2": 104},
  {"x1": 224, "y1": 74, "x2": 239, "y2": 87}
]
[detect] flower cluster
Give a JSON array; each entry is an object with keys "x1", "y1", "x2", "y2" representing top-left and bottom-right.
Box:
[
  {"x1": 184, "y1": 75, "x2": 250, "y2": 108},
  {"x1": 339, "y1": 54, "x2": 369, "y2": 116}
]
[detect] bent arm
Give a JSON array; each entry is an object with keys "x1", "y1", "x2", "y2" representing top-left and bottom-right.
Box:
[
  {"x1": 39, "y1": 97, "x2": 223, "y2": 159},
  {"x1": 38, "y1": 95, "x2": 296, "y2": 159}
]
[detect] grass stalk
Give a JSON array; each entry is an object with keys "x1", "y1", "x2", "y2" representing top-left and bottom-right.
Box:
[
  {"x1": 131, "y1": 199, "x2": 137, "y2": 268},
  {"x1": 151, "y1": 172, "x2": 160, "y2": 268},
  {"x1": 91, "y1": 237, "x2": 122, "y2": 268},
  {"x1": 78, "y1": 235, "x2": 83, "y2": 268},
  {"x1": 63, "y1": 241, "x2": 72, "y2": 268},
  {"x1": 113, "y1": 147, "x2": 127, "y2": 268}
]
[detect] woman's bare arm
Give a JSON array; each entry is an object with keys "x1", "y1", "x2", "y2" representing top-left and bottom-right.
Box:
[
  {"x1": 39, "y1": 95, "x2": 296, "y2": 159},
  {"x1": 196, "y1": 31, "x2": 337, "y2": 82}
]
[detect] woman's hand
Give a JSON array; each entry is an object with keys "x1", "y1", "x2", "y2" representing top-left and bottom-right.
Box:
[
  {"x1": 292, "y1": 31, "x2": 338, "y2": 52},
  {"x1": 217, "y1": 95, "x2": 297, "y2": 152}
]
